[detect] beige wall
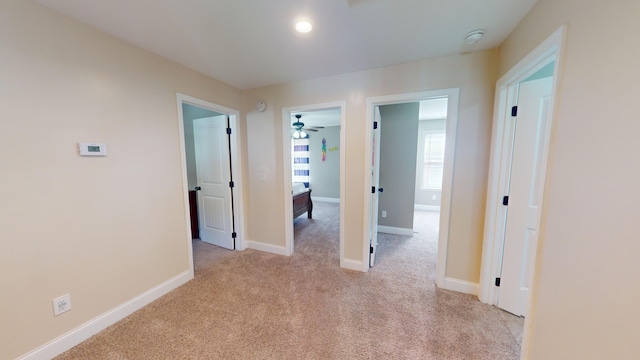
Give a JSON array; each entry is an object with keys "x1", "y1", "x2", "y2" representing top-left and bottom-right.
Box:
[
  {"x1": 0, "y1": 1, "x2": 240, "y2": 358},
  {"x1": 242, "y1": 49, "x2": 498, "y2": 280},
  {"x1": 498, "y1": 1, "x2": 640, "y2": 359}
]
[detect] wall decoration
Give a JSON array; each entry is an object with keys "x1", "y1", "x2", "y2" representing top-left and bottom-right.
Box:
[{"x1": 322, "y1": 138, "x2": 327, "y2": 162}]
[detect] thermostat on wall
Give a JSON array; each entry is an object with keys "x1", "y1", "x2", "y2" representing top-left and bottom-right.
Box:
[{"x1": 79, "y1": 142, "x2": 107, "y2": 156}]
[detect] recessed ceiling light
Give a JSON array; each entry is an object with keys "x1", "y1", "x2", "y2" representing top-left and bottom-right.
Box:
[{"x1": 296, "y1": 21, "x2": 312, "y2": 33}]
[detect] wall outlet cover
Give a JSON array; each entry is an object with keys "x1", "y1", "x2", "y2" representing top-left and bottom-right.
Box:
[{"x1": 53, "y1": 294, "x2": 72, "y2": 316}]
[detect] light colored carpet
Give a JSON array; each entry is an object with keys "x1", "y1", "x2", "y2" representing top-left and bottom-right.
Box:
[{"x1": 55, "y1": 202, "x2": 522, "y2": 359}]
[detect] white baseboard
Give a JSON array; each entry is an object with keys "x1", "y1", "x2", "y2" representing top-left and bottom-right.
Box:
[
  {"x1": 341, "y1": 258, "x2": 367, "y2": 272},
  {"x1": 17, "y1": 270, "x2": 192, "y2": 360},
  {"x1": 377, "y1": 226, "x2": 414, "y2": 236},
  {"x1": 414, "y1": 204, "x2": 440, "y2": 212},
  {"x1": 312, "y1": 197, "x2": 340, "y2": 203},
  {"x1": 245, "y1": 240, "x2": 287, "y2": 256},
  {"x1": 439, "y1": 277, "x2": 479, "y2": 296}
]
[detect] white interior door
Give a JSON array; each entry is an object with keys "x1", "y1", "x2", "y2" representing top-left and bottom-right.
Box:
[
  {"x1": 194, "y1": 115, "x2": 234, "y2": 249},
  {"x1": 369, "y1": 107, "x2": 382, "y2": 266},
  {"x1": 498, "y1": 77, "x2": 553, "y2": 316}
]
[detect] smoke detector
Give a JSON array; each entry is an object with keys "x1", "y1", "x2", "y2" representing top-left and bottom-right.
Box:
[{"x1": 465, "y1": 29, "x2": 485, "y2": 44}]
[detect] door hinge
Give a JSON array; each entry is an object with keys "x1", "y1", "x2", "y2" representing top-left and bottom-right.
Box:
[
  {"x1": 511, "y1": 106, "x2": 518, "y2": 117},
  {"x1": 371, "y1": 186, "x2": 376, "y2": 194},
  {"x1": 495, "y1": 277, "x2": 501, "y2": 287},
  {"x1": 370, "y1": 246, "x2": 374, "y2": 254},
  {"x1": 226, "y1": 127, "x2": 232, "y2": 135},
  {"x1": 232, "y1": 232, "x2": 237, "y2": 239},
  {"x1": 502, "y1": 196, "x2": 509, "y2": 206},
  {"x1": 373, "y1": 121, "x2": 378, "y2": 130},
  {"x1": 229, "y1": 181, "x2": 234, "y2": 188}
]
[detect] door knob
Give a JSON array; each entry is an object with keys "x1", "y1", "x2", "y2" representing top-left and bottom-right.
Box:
[
  {"x1": 195, "y1": 186, "x2": 202, "y2": 191},
  {"x1": 378, "y1": 187, "x2": 384, "y2": 193}
]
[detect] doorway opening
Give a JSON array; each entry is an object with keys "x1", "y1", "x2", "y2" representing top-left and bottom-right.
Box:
[
  {"x1": 479, "y1": 26, "x2": 566, "y2": 357},
  {"x1": 176, "y1": 93, "x2": 246, "y2": 277},
  {"x1": 370, "y1": 99, "x2": 449, "y2": 269},
  {"x1": 364, "y1": 89, "x2": 460, "y2": 290},
  {"x1": 282, "y1": 102, "x2": 346, "y2": 264}
]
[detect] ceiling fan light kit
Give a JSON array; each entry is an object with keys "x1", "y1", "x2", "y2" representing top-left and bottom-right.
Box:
[
  {"x1": 291, "y1": 114, "x2": 324, "y2": 138},
  {"x1": 292, "y1": 129, "x2": 308, "y2": 139}
]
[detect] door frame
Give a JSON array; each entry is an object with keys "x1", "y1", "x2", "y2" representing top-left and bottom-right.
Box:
[
  {"x1": 478, "y1": 25, "x2": 566, "y2": 358},
  {"x1": 281, "y1": 101, "x2": 346, "y2": 261},
  {"x1": 176, "y1": 93, "x2": 246, "y2": 277},
  {"x1": 363, "y1": 89, "x2": 459, "y2": 284}
]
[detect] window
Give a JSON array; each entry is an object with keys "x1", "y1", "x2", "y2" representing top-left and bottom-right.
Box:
[
  {"x1": 421, "y1": 132, "x2": 446, "y2": 190},
  {"x1": 292, "y1": 138, "x2": 310, "y2": 187}
]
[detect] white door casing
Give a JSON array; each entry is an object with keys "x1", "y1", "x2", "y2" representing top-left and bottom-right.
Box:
[
  {"x1": 369, "y1": 106, "x2": 382, "y2": 267},
  {"x1": 498, "y1": 77, "x2": 553, "y2": 316},
  {"x1": 193, "y1": 115, "x2": 234, "y2": 249},
  {"x1": 478, "y1": 25, "x2": 565, "y2": 360}
]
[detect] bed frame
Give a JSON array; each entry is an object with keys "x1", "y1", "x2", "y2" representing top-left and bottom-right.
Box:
[{"x1": 293, "y1": 189, "x2": 313, "y2": 219}]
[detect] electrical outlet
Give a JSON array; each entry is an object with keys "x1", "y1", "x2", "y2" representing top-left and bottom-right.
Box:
[
  {"x1": 53, "y1": 294, "x2": 71, "y2": 316},
  {"x1": 381, "y1": 210, "x2": 387, "y2": 218}
]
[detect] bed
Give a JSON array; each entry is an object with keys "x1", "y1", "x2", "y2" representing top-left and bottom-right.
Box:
[{"x1": 292, "y1": 182, "x2": 313, "y2": 219}]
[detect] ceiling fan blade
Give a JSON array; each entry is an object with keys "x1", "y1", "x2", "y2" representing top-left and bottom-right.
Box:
[
  {"x1": 308, "y1": 126, "x2": 325, "y2": 129},
  {"x1": 306, "y1": 128, "x2": 319, "y2": 132}
]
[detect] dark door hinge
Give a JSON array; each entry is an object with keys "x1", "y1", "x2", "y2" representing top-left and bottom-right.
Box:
[
  {"x1": 370, "y1": 246, "x2": 374, "y2": 254},
  {"x1": 502, "y1": 196, "x2": 509, "y2": 206},
  {"x1": 226, "y1": 127, "x2": 232, "y2": 135},
  {"x1": 371, "y1": 186, "x2": 376, "y2": 194},
  {"x1": 511, "y1": 106, "x2": 518, "y2": 117},
  {"x1": 232, "y1": 232, "x2": 237, "y2": 239},
  {"x1": 229, "y1": 181, "x2": 234, "y2": 188},
  {"x1": 373, "y1": 121, "x2": 378, "y2": 130},
  {"x1": 495, "y1": 277, "x2": 501, "y2": 287}
]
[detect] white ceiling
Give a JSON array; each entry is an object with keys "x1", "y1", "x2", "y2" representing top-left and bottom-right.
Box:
[
  {"x1": 292, "y1": 109, "x2": 341, "y2": 128},
  {"x1": 34, "y1": 0, "x2": 537, "y2": 90}
]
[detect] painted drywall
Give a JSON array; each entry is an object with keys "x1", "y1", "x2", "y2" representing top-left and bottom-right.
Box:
[
  {"x1": 308, "y1": 126, "x2": 340, "y2": 199},
  {"x1": 0, "y1": 1, "x2": 240, "y2": 359},
  {"x1": 415, "y1": 119, "x2": 447, "y2": 207},
  {"x1": 182, "y1": 104, "x2": 222, "y2": 190},
  {"x1": 378, "y1": 103, "x2": 419, "y2": 229},
  {"x1": 498, "y1": 1, "x2": 640, "y2": 359},
  {"x1": 241, "y1": 49, "x2": 497, "y2": 280}
]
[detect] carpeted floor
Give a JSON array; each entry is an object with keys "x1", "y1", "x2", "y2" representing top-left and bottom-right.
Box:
[{"x1": 56, "y1": 201, "x2": 522, "y2": 359}]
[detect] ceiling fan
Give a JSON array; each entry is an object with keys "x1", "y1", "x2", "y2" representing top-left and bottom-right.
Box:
[{"x1": 292, "y1": 114, "x2": 323, "y2": 138}]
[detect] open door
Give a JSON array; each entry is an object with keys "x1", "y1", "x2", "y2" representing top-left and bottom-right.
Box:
[
  {"x1": 498, "y1": 76, "x2": 553, "y2": 316},
  {"x1": 193, "y1": 115, "x2": 235, "y2": 250},
  {"x1": 369, "y1": 107, "x2": 382, "y2": 266}
]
